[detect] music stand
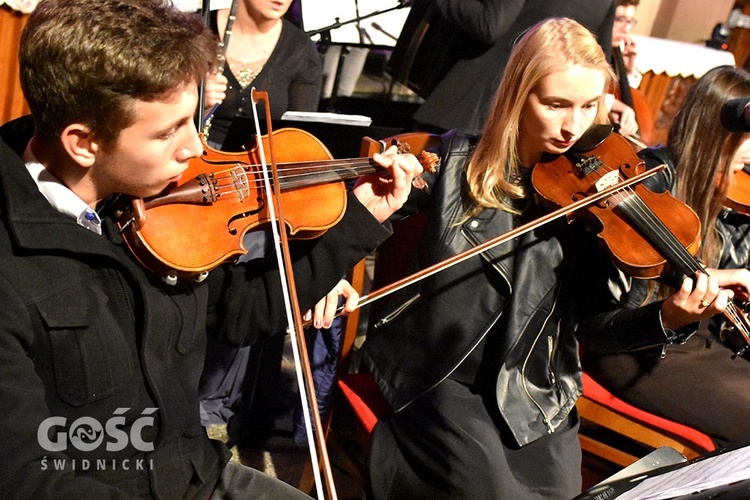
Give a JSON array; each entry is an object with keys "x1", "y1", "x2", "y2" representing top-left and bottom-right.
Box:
[
  {"x1": 300, "y1": 0, "x2": 411, "y2": 110},
  {"x1": 576, "y1": 441, "x2": 750, "y2": 499},
  {"x1": 300, "y1": 0, "x2": 410, "y2": 49}
]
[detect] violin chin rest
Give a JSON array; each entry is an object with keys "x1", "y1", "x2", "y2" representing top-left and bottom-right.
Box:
[{"x1": 573, "y1": 124, "x2": 614, "y2": 153}]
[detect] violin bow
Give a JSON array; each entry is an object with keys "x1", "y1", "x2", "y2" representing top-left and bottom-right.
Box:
[
  {"x1": 304, "y1": 163, "x2": 667, "y2": 329},
  {"x1": 249, "y1": 90, "x2": 338, "y2": 500},
  {"x1": 201, "y1": 0, "x2": 240, "y2": 136}
]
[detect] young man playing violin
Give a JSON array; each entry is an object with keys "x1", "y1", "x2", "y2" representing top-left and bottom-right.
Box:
[{"x1": 0, "y1": 0, "x2": 421, "y2": 497}]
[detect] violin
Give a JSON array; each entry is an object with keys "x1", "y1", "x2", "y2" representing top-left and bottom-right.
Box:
[
  {"x1": 532, "y1": 125, "x2": 750, "y2": 352},
  {"x1": 724, "y1": 167, "x2": 750, "y2": 217},
  {"x1": 532, "y1": 125, "x2": 700, "y2": 278},
  {"x1": 114, "y1": 128, "x2": 438, "y2": 284}
]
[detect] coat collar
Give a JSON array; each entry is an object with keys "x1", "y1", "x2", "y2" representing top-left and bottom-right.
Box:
[{"x1": 0, "y1": 127, "x2": 124, "y2": 256}]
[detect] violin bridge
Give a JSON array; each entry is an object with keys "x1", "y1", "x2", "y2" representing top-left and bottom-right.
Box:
[
  {"x1": 594, "y1": 170, "x2": 621, "y2": 192},
  {"x1": 230, "y1": 164, "x2": 250, "y2": 202},
  {"x1": 572, "y1": 154, "x2": 621, "y2": 192}
]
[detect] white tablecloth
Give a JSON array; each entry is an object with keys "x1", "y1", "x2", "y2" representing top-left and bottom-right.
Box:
[{"x1": 633, "y1": 35, "x2": 736, "y2": 79}]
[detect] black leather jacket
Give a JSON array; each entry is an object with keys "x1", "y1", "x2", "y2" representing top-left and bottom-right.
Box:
[{"x1": 361, "y1": 131, "x2": 675, "y2": 446}]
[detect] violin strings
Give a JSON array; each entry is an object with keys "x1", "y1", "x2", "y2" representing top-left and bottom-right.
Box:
[
  {"x1": 626, "y1": 196, "x2": 750, "y2": 339},
  {"x1": 205, "y1": 158, "x2": 380, "y2": 197},
  {"x1": 584, "y1": 158, "x2": 699, "y2": 276},
  {"x1": 208, "y1": 157, "x2": 377, "y2": 181},
  {"x1": 589, "y1": 157, "x2": 750, "y2": 339}
]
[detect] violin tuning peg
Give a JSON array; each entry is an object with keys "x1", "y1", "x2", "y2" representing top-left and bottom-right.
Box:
[{"x1": 417, "y1": 151, "x2": 440, "y2": 173}]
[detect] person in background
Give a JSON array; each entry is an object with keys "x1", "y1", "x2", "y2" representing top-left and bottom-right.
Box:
[
  {"x1": 360, "y1": 18, "x2": 749, "y2": 499},
  {"x1": 202, "y1": 0, "x2": 322, "y2": 149},
  {"x1": 197, "y1": 0, "x2": 331, "y2": 456},
  {"x1": 612, "y1": 0, "x2": 642, "y2": 88},
  {"x1": 406, "y1": 0, "x2": 615, "y2": 134},
  {"x1": 607, "y1": 0, "x2": 643, "y2": 141},
  {"x1": 0, "y1": 0, "x2": 421, "y2": 496},
  {"x1": 583, "y1": 65, "x2": 750, "y2": 448}
]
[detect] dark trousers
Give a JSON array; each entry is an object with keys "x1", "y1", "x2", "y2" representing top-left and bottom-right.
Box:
[
  {"x1": 586, "y1": 329, "x2": 750, "y2": 447},
  {"x1": 368, "y1": 378, "x2": 582, "y2": 500}
]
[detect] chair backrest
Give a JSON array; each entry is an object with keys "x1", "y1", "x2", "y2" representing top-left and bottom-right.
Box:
[
  {"x1": 578, "y1": 371, "x2": 716, "y2": 468},
  {"x1": 298, "y1": 132, "x2": 441, "y2": 495},
  {"x1": 338, "y1": 132, "x2": 442, "y2": 373}
]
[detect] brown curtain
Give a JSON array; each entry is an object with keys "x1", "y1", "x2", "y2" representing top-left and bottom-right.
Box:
[{"x1": 0, "y1": 5, "x2": 29, "y2": 125}]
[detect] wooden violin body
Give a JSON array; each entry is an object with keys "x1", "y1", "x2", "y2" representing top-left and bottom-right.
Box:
[
  {"x1": 532, "y1": 130, "x2": 701, "y2": 279},
  {"x1": 627, "y1": 87, "x2": 655, "y2": 148},
  {"x1": 612, "y1": 45, "x2": 655, "y2": 149},
  {"x1": 114, "y1": 128, "x2": 439, "y2": 282},
  {"x1": 724, "y1": 168, "x2": 750, "y2": 217},
  {"x1": 115, "y1": 128, "x2": 346, "y2": 282},
  {"x1": 533, "y1": 128, "x2": 750, "y2": 355}
]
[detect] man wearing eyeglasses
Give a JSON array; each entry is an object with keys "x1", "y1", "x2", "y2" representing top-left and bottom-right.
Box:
[
  {"x1": 608, "y1": 0, "x2": 643, "y2": 139},
  {"x1": 613, "y1": 0, "x2": 641, "y2": 87}
]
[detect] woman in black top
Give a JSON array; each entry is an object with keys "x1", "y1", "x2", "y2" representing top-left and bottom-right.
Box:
[
  {"x1": 583, "y1": 65, "x2": 750, "y2": 447},
  {"x1": 203, "y1": 0, "x2": 322, "y2": 149}
]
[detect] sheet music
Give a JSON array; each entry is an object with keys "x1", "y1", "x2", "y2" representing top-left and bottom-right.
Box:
[
  {"x1": 281, "y1": 111, "x2": 372, "y2": 126},
  {"x1": 617, "y1": 446, "x2": 750, "y2": 499}
]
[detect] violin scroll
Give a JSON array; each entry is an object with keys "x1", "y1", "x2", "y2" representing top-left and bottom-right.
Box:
[{"x1": 390, "y1": 137, "x2": 440, "y2": 191}]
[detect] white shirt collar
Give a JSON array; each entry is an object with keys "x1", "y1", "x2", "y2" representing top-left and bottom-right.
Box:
[{"x1": 23, "y1": 144, "x2": 103, "y2": 235}]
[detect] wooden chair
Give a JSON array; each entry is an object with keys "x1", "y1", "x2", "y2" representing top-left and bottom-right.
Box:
[
  {"x1": 577, "y1": 371, "x2": 716, "y2": 468},
  {"x1": 298, "y1": 132, "x2": 441, "y2": 496},
  {"x1": 297, "y1": 257, "x2": 390, "y2": 495}
]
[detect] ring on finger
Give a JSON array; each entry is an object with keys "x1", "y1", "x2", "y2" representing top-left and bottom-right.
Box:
[{"x1": 699, "y1": 299, "x2": 711, "y2": 308}]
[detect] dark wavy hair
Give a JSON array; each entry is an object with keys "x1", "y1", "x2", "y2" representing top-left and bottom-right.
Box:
[{"x1": 19, "y1": 0, "x2": 219, "y2": 145}]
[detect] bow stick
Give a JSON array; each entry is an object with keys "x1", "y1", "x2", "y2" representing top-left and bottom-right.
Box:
[
  {"x1": 249, "y1": 89, "x2": 338, "y2": 499},
  {"x1": 303, "y1": 163, "x2": 667, "y2": 328}
]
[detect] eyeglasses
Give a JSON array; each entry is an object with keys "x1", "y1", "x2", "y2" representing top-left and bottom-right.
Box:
[{"x1": 615, "y1": 16, "x2": 638, "y2": 28}]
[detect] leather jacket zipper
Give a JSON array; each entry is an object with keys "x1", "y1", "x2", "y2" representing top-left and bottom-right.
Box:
[
  {"x1": 547, "y1": 335, "x2": 556, "y2": 386},
  {"x1": 372, "y1": 293, "x2": 421, "y2": 329},
  {"x1": 520, "y1": 293, "x2": 560, "y2": 434},
  {"x1": 460, "y1": 227, "x2": 513, "y2": 293}
]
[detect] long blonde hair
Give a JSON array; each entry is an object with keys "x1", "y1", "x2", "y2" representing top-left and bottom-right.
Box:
[{"x1": 465, "y1": 18, "x2": 615, "y2": 215}]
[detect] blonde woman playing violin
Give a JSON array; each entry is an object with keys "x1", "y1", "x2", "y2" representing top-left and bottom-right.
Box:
[{"x1": 360, "y1": 19, "x2": 749, "y2": 499}]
